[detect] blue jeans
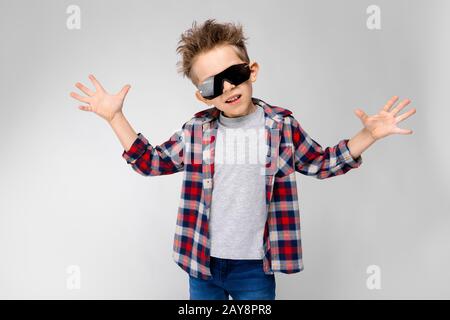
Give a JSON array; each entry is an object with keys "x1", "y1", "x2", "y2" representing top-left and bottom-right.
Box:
[{"x1": 189, "y1": 256, "x2": 276, "y2": 300}]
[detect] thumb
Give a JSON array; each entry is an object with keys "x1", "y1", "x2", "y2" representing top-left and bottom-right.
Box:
[
  {"x1": 354, "y1": 108, "x2": 367, "y2": 120},
  {"x1": 119, "y1": 84, "x2": 131, "y2": 98}
]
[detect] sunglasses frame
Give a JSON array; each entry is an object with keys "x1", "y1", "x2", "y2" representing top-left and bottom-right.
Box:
[{"x1": 197, "y1": 63, "x2": 251, "y2": 100}]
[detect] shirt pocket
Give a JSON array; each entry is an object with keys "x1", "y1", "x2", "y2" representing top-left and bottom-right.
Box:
[{"x1": 275, "y1": 144, "x2": 295, "y2": 177}]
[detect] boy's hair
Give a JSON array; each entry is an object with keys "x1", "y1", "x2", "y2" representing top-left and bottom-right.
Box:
[{"x1": 176, "y1": 19, "x2": 250, "y2": 86}]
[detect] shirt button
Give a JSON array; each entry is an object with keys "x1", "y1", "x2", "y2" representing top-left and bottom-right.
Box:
[{"x1": 203, "y1": 178, "x2": 213, "y2": 189}]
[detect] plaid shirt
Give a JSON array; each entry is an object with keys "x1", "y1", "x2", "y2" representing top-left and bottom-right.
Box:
[{"x1": 122, "y1": 97, "x2": 363, "y2": 280}]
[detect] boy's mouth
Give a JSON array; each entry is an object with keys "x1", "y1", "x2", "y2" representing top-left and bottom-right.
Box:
[{"x1": 225, "y1": 94, "x2": 242, "y2": 105}]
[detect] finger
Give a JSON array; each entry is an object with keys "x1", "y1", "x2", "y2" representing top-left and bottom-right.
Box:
[
  {"x1": 75, "y1": 82, "x2": 94, "y2": 96},
  {"x1": 88, "y1": 74, "x2": 105, "y2": 93},
  {"x1": 395, "y1": 108, "x2": 416, "y2": 123},
  {"x1": 382, "y1": 95, "x2": 399, "y2": 112},
  {"x1": 393, "y1": 127, "x2": 413, "y2": 135},
  {"x1": 70, "y1": 91, "x2": 90, "y2": 104},
  {"x1": 391, "y1": 98, "x2": 411, "y2": 116},
  {"x1": 78, "y1": 105, "x2": 93, "y2": 112}
]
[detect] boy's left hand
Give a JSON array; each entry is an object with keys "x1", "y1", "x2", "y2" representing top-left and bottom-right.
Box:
[{"x1": 353, "y1": 96, "x2": 416, "y2": 141}]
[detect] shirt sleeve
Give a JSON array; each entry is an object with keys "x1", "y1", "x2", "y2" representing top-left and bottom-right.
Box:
[
  {"x1": 121, "y1": 125, "x2": 185, "y2": 176},
  {"x1": 290, "y1": 117, "x2": 362, "y2": 179}
]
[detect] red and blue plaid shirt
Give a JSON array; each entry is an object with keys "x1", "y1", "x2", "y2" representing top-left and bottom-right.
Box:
[{"x1": 122, "y1": 97, "x2": 363, "y2": 280}]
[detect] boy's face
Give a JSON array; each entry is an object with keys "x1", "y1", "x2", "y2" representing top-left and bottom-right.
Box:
[{"x1": 192, "y1": 44, "x2": 259, "y2": 118}]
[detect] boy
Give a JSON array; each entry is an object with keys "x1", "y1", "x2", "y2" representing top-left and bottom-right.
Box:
[{"x1": 70, "y1": 19, "x2": 416, "y2": 300}]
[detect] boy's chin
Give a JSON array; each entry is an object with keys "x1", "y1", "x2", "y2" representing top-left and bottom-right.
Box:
[
  {"x1": 220, "y1": 106, "x2": 245, "y2": 117},
  {"x1": 219, "y1": 99, "x2": 251, "y2": 117}
]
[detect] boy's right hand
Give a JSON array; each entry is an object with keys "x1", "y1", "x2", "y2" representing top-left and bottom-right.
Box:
[{"x1": 70, "y1": 74, "x2": 131, "y2": 123}]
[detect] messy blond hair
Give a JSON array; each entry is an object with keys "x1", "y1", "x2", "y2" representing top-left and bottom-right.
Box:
[{"x1": 176, "y1": 19, "x2": 250, "y2": 86}]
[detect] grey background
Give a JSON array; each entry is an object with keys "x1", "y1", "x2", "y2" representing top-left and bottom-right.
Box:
[{"x1": 0, "y1": 0, "x2": 448, "y2": 299}]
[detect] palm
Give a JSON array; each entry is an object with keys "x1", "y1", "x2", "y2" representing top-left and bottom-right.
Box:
[
  {"x1": 354, "y1": 96, "x2": 416, "y2": 140},
  {"x1": 70, "y1": 74, "x2": 131, "y2": 122},
  {"x1": 90, "y1": 90, "x2": 123, "y2": 117}
]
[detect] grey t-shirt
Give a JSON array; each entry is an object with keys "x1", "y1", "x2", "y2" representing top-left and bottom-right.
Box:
[{"x1": 209, "y1": 105, "x2": 267, "y2": 259}]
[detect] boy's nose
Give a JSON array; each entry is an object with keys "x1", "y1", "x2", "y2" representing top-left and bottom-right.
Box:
[{"x1": 222, "y1": 80, "x2": 235, "y2": 93}]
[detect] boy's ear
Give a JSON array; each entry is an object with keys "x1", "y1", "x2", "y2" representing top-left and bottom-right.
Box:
[{"x1": 249, "y1": 60, "x2": 259, "y2": 82}]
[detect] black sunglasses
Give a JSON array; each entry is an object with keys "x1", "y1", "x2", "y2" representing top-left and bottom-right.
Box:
[{"x1": 197, "y1": 63, "x2": 251, "y2": 100}]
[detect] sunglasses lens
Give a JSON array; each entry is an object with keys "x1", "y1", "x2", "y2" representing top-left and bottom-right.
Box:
[
  {"x1": 224, "y1": 64, "x2": 250, "y2": 85},
  {"x1": 198, "y1": 77, "x2": 215, "y2": 99}
]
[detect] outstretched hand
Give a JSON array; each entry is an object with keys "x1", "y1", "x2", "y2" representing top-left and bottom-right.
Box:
[
  {"x1": 70, "y1": 74, "x2": 131, "y2": 123},
  {"x1": 354, "y1": 96, "x2": 416, "y2": 141}
]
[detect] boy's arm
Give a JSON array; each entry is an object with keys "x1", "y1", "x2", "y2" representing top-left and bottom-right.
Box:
[
  {"x1": 347, "y1": 128, "x2": 377, "y2": 159},
  {"x1": 109, "y1": 112, "x2": 185, "y2": 176},
  {"x1": 109, "y1": 111, "x2": 139, "y2": 155},
  {"x1": 290, "y1": 117, "x2": 363, "y2": 179}
]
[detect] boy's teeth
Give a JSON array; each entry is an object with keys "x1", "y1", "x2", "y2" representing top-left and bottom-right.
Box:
[{"x1": 227, "y1": 95, "x2": 240, "y2": 102}]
